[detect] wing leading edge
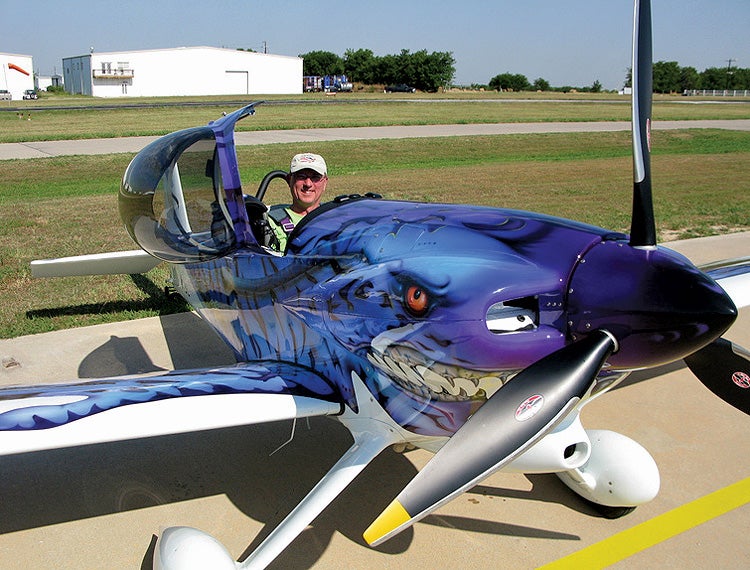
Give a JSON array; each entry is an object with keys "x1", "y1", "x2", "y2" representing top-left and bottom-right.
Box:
[
  {"x1": 0, "y1": 362, "x2": 343, "y2": 456},
  {"x1": 30, "y1": 249, "x2": 161, "y2": 277},
  {"x1": 703, "y1": 257, "x2": 750, "y2": 310}
]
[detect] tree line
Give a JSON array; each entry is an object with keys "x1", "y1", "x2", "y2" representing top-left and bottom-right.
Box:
[
  {"x1": 487, "y1": 73, "x2": 603, "y2": 93},
  {"x1": 300, "y1": 48, "x2": 748, "y2": 94},
  {"x1": 301, "y1": 49, "x2": 455, "y2": 92},
  {"x1": 646, "y1": 61, "x2": 750, "y2": 93},
  {"x1": 487, "y1": 62, "x2": 750, "y2": 94}
]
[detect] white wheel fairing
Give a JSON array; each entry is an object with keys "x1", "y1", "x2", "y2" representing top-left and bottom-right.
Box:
[{"x1": 556, "y1": 429, "x2": 660, "y2": 507}]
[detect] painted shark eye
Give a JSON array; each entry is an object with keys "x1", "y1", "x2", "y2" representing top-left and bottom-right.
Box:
[{"x1": 404, "y1": 284, "x2": 430, "y2": 317}]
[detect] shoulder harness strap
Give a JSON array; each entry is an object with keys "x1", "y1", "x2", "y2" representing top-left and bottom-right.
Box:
[{"x1": 268, "y1": 205, "x2": 296, "y2": 234}]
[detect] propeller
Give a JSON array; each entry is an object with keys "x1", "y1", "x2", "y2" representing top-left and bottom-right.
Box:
[
  {"x1": 685, "y1": 338, "x2": 750, "y2": 415},
  {"x1": 628, "y1": 0, "x2": 749, "y2": 415},
  {"x1": 629, "y1": 0, "x2": 656, "y2": 248},
  {"x1": 363, "y1": 329, "x2": 618, "y2": 546}
]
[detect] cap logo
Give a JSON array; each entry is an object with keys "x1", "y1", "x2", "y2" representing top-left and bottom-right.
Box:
[{"x1": 291, "y1": 153, "x2": 326, "y2": 175}]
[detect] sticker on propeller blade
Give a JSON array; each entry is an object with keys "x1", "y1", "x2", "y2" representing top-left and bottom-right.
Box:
[
  {"x1": 732, "y1": 371, "x2": 750, "y2": 389},
  {"x1": 515, "y1": 394, "x2": 544, "y2": 421}
]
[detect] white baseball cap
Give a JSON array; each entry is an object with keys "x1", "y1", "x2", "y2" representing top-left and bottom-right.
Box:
[{"x1": 290, "y1": 153, "x2": 327, "y2": 176}]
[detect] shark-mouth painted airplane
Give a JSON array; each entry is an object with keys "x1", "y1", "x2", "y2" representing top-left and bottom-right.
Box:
[{"x1": 3, "y1": 1, "x2": 749, "y2": 568}]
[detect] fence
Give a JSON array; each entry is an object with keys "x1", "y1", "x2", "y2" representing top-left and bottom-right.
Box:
[{"x1": 683, "y1": 89, "x2": 750, "y2": 97}]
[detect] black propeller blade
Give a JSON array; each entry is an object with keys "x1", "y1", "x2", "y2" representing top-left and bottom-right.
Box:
[
  {"x1": 685, "y1": 338, "x2": 750, "y2": 415},
  {"x1": 363, "y1": 330, "x2": 618, "y2": 546},
  {"x1": 629, "y1": 0, "x2": 656, "y2": 248},
  {"x1": 630, "y1": 0, "x2": 749, "y2": 415}
]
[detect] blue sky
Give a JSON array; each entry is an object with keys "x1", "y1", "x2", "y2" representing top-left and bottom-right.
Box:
[{"x1": 3, "y1": 0, "x2": 749, "y2": 90}]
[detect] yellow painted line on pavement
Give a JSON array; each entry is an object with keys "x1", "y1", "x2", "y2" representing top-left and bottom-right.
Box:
[{"x1": 539, "y1": 476, "x2": 750, "y2": 569}]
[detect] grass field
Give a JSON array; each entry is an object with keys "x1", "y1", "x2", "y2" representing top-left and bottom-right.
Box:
[
  {"x1": 1, "y1": 97, "x2": 749, "y2": 338},
  {"x1": 2, "y1": 93, "x2": 750, "y2": 143}
]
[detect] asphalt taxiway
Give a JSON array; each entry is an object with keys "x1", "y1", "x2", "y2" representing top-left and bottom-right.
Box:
[
  {"x1": 0, "y1": 232, "x2": 748, "y2": 569},
  {"x1": 1, "y1": 118, "x2": 749, "y2": 160}
]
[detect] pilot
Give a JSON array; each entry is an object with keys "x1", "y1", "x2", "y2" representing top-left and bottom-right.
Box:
[{"x1": 267, "y1": 153, "x2": 329, "y2": 251}]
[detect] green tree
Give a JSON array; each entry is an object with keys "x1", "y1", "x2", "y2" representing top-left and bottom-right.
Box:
[
  {"x1": 532, "y1": 77, "x2": 550, "y2": 91},
  {"x1": 590, "y1": 80, "x2": 602, "y2": 93},
  {"x1": 718, "y1": 64, "x2": 750, "y2": 89},
  {"x1": 300, "y1": 51, "x2": 344, "y2": 76},
  {"x1": 733, "y1": 68, "x2": 750, "y2": 89},
  {"x1": 679, "y1": 66, "x2": 700, "y2": 92},
  {"x1": 395, "y1": 49, "x2": 416, "y2": 85},
  {"x1": 375, "y1": 53, "x2": 400, "y2": 85},
  {"x1": 343, "y1": 48, "x2": 377, "y2": 84},
  {"x1": 489, "y1": 73, "x2": 530, "y2": 92},
  {"x1": 652, "y1": 61, "x2": 681, "y2": 93},
  {"x1": 410, "y1": 50, "x2": 455, "y2": 91},
  {"x1": 700, "y1": 67, "x2": 727, "y2": 90}
]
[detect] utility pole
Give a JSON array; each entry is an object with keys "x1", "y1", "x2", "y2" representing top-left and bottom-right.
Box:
[{"x1": 725, "y1": 58, "x2": 735, "y2": 90}]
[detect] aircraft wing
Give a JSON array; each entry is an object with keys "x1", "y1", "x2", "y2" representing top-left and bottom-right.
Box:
[
  {"x1": 30, "y1": 250, "x2": 161, "y2": 277},
  {"x1": 703, "y1": 257, "x2": 750, "y2": 309},
  {"x1": 0, "y1": 362, "x2": 343, "y2": 457}
]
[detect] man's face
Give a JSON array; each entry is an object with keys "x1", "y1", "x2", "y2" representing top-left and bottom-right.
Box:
[{"x1": 289, "y1": 169, "x2": 328, "y2": 212}]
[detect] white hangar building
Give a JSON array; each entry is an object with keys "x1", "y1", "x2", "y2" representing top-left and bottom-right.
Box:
[
  {"x1": 62, "y1": 47, "x2": 302, "y2": 97},
  {"x1": 1, "y1": 53, "x2": 35, "y2": 100}
]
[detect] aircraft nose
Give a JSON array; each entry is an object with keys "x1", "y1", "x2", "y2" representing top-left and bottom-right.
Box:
[{"x1": 567, "y1": 241, "x2": 737, "y2": 369}]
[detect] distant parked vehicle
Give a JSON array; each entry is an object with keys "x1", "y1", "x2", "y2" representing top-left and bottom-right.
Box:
[
  {"x1": 0, "y1": 90, "x2": 11, "y2": 101},
  {"x1": 384, "y1": 84, "x2": 416, "y2": 93},
  {"x1": 23, "y1": 89, "x2": 38, "y2": 100},
  {"x1": 303, "y1": 75, "x2": 353, "y2": 93}
]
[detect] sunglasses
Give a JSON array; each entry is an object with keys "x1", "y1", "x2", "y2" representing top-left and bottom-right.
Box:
[{"x1": 293, "y1": 172, "x2": 325, "y2": 183}]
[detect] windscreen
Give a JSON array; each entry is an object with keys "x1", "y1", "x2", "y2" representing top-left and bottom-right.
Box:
[{"x1": 119, "y1": 126, "x2": 235, "y2": 262}]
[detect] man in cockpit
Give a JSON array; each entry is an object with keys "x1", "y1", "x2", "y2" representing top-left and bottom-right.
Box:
[{"x1": 267, "y1": 153, "x2": 328, "y2": 251}]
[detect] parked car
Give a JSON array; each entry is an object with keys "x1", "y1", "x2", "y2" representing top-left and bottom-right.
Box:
[
  {"x1": 384, "y1": 84, "x2": 416, "y2": 93},
  {"x1": 0, "y1": 90, "x2": 11, "y2": 101},
  {"x1": 22, "y1": 89, "x2": 38, "y2": 100}
]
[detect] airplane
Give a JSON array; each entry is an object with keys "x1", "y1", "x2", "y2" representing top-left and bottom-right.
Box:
[{"x1": 3, "y1": 0, "x2": 749, "y2": 568}]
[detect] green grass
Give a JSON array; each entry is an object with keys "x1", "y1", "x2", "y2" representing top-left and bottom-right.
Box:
[
  {"x1": 2, "y1": 94, "x2": 749, "y2": 143},
  {"x1": 1, "y1": 127, "x2": 749, "y2": 339}
]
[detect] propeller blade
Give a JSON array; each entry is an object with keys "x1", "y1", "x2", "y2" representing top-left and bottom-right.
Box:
[
  {"x1": 629, "y1": 0, "x2": 656, "y2": 248},
  {"x1": 685, "y1": 338, "x2": 750, "y2": 415},
  {"x1": 363, "y1": 330, "x2": 618, "y2": 546}
]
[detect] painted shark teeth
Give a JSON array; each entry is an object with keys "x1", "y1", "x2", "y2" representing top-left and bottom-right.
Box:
[{"x1": 367, "y1": 348, "x2": 516, "y2": 403}]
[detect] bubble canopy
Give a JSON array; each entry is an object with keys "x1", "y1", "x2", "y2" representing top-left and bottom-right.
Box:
[{"x1": 118, "y1": 104, "x2": 259, "y2": 262}]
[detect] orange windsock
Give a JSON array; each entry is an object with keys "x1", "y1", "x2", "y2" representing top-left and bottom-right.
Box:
[{"x1": 8, "y1": 63, "x2": 30, "y2": 76}]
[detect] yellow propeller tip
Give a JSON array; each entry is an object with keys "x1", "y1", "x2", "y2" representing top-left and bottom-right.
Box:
[{"x1": 363, "y1": 499, "x2": 411, "y2": 546}]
